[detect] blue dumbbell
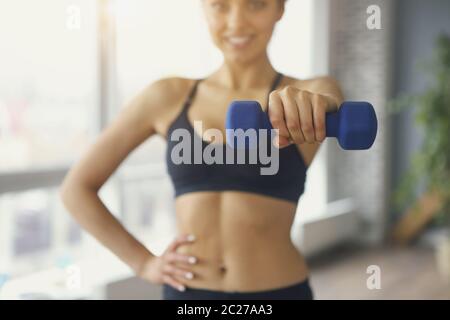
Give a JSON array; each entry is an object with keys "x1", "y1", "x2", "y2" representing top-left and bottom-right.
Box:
[{"x1": 225, "y1": 100, "x2": 378, "y2": 150}]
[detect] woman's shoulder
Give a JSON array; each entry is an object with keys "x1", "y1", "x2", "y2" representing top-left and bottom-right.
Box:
[
  {"x1": 143, "y1": 76, "x2": 197, "y2": 107},
  {"x1": 137, "y1": 76, "x2": 199, "y2": 117},
  {"x1": 139, "y1": 76, "x2": 199, "y2": 136}
]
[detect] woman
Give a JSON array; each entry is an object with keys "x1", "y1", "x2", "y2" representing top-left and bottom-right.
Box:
[{"x1": 60, "y1": 0, "x2": 343, "y2": 300}]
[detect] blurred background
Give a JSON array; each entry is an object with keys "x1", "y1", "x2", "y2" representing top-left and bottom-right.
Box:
[{"x1": 0, "y1": 0, "x2": 449, "y2": 299}]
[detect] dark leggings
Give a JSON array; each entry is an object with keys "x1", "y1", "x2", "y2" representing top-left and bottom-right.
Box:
[{"x1": 162, "y1": 278, "x2": 314, "y2": 300}]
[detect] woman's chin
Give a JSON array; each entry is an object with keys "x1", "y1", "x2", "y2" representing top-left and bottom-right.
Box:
[
  {"x1": 223, "y1": 51, "x2": 257, "y2": 65},
  {"x1": 220, "y1": 44, "x2": 267, "y2": 65}
]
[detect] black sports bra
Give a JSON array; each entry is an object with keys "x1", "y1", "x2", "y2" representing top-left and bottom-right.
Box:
[{"x1": 165, "y1": 72, "x2": 307, "y2": 203}]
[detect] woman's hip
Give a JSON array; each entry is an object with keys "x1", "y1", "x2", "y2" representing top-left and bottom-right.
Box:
[{"x1": 162, "y1": 277, "x2": 314, "y2": 300}]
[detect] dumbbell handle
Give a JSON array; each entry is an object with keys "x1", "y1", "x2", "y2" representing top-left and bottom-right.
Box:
[
  {"x1": 227, "y1": 100, "x2": 378, "y2": 150},
  {"x1": 325, "y1": 112, "x2": 340, "y2": 137}
]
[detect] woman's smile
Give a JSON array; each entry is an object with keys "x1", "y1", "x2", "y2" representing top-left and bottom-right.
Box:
[{"x1": 225, "y1": 35, "x2": 255, "y2": 50}]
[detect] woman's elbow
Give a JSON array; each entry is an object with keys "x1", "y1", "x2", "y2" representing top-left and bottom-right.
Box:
[
  {"x1": 59, "y1": 173, "x2": 96, "y2": 210},
  {"x1": 60, "y1": 178, "x2": 81, "y2": 209}
]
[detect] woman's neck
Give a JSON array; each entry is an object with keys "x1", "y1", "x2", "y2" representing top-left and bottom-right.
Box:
[{"x1": 212, "y1": 52, "x2": 278, "y2": 91}]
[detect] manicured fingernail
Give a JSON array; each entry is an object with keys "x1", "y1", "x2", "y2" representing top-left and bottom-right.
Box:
[
  {"x1": 185, "y1": 272, "x2": 194, "y2": 279},
  {"x1": 179, "y1": 285, "x2": 186, "y2": 292},
  {"x1": 188, "y1": 256, "x2": 197, "y2": 264},
  {"x1": 187, "y1": 234, "x2": 195, "y2": 242}
]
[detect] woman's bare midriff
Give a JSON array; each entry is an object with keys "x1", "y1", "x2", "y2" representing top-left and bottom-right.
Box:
[{"x1": 173, "y1": 191, "x2": 309, "y2": 293}]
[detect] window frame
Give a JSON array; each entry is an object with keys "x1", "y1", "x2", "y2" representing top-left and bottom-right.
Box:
[
  {"x1": 0, "y1": 0, "x2": 118, "y2": 275},
  {"x1": 0, "y1": 0, "x2": 332, "y2": 277}
]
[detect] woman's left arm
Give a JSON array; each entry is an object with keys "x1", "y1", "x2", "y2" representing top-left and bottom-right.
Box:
[{"x1": 268, "y1": 76, "x2": 344, "y2": 148}]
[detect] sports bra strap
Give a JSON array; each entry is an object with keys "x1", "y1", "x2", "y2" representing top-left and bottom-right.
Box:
[
  {"x1": 182, "y1": 79, "x2": 203, "y2": 112},
  {"x1": 270, "y1": 72, "x2": 284, "y2": 92}
]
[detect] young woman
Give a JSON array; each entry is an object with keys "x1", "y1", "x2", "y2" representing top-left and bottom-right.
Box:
[{"x1": 61, "y1": 0, "x2": 343, "y2": 300}]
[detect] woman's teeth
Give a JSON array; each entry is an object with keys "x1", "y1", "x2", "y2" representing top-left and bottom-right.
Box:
[{"x1": 227, "y1": 36, "x2": 252, "y2": 47}]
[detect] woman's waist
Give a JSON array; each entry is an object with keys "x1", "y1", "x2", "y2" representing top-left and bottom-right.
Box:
[
  {"x1": 173, "y1": 232, "x2": 309, "y2": 291},
  {"x1": 175, "y1": 248, "x2": 309, "y2": 292},
  {"x1": 172, "y1": 192, "x2": 305, "y2": 291},
  {"x1": 175, "y1": 232, "x2": 302, "y2": 263},
  {"x1": 174, "y1": 213, "x2": 298, "y2": 262}
]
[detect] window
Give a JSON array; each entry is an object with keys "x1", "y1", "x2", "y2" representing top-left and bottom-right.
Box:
[
  {"x1": 0, "y1": 0, "x2": 328, "y2": 287},
  {"x1": 0, "y1": 0, "x2": 98, "y2": 172},
  {"x1": 0, "y1": 188, "x2": 77, "y2": 274},
  {"x1": 12, "y1": 190, "x2": 53, "y2": 256},
  {"x1": 0, "y1": 0, "x2": 99, "y2": 276}
]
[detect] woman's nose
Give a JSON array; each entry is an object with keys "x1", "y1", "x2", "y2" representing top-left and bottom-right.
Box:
[{"x1": 226, "y1": 6, "x2": 249, "y2": 31}]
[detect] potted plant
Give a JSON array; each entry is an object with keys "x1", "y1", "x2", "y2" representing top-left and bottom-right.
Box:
[{"x1": 389, "y1": 34, "x2": 450, "y2": 282}]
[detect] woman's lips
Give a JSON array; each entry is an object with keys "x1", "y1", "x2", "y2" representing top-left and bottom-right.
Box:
[{"x1": 225, "y1": 35, "x2": 254, "y2": 49}]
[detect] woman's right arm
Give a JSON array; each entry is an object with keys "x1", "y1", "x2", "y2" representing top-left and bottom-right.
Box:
[{"x1": 59, "y1": 78, "x2": 195, "y2": 286}]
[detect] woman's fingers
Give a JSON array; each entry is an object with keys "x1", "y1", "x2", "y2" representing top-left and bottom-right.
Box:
[
  {"x1": 160, "y1": 234, "x2": 198, "y2": 292},
  {"x1": 312, "y1": 94, "x2": 327, "y2": 143},
  {"x1": 165, "y1": 234, "x2": 195, "y2": 254},
  {"x1": 163, "y1": 263, "x2": 195, "y2": 281},
  {"x1": 296, "y1": 91, "x2": 315, "y2": 144},
  {"x1": 268, "y1": 91, "x2": 291, "y2": 148},
  {"x1": 279, "y1": 87, "x2": 305, "y2": 145},
  {"x1": 270, "y1": 86, "x2": 330, "y2": 146},
  {"x1": 165, "y1": 252, "x2": 198, "y2": 265},
  {"x1": 162, "y1": 274, "x2": 186, "y2": 292}
]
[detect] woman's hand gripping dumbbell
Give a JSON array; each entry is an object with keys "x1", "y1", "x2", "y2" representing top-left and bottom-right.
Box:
[{"x1": 226, "y1": 99, "x2": 377, "y2": 150}]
